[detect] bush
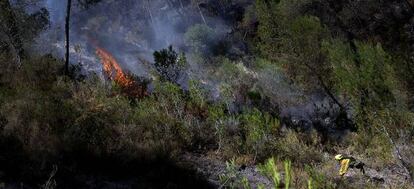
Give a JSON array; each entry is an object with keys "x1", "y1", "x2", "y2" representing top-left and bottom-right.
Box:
[
  {"x1": 153, "y1": 46, "x2": 187, "y2": 84},
  {"x1": 274, "y1": 130, "x2": 323, "y2": 164},
  {"x1": 184, "y1": 24, "x2": 216, "y2": 55},
  {"x1": 0, "y1": 56, "x2": 65, "y2": 158},
  {"x1": 240, "y1": 108, "x2": 279, "y2": 160},
  {"x1": 305, "y1": 165, "x2": 337, "y2": 189},
  {"x1": 131, "y1": 81, "x2": 193, "y2": 154},
  {"x1": 0, "y1": 55, "x2": 195, "y2": 163},
  {"x1": 64, "y1": 77, "x2": 133, "y2": 154}
]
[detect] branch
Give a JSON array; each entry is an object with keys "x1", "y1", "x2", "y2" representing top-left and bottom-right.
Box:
[
  {"x1": 380, "y1": 125, "x2": 414, "y2": 186},
  {"x1": 197, "y1": 4, "x2": 208, "y2": 26}
]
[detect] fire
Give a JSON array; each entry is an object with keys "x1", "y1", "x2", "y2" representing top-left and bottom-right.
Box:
[
  {"x1": 96, "y1": 47, "x2": 133, "y2": 87},
  {"x1": 95, "y1": 46, "x2": 148, "y2": 97}
]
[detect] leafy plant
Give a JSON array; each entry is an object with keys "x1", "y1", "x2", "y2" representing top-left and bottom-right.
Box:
[
  {"x1": 284, "y1": 160, "x2": 292, "y2": 189},
  {"x1": 305, "y1": 165, "x2": 336, "y2": 189},
  {"x1": 184, "y1": 24, "x2": 216, "y2": 55},
  {"x1": 240, "y1": 109, "x2": 279, "y2": 160},
  {"x1": 258, "y1": 157, "x2": 281, "y2": 188}
]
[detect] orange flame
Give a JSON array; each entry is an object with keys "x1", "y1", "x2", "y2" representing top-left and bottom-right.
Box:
[
  {"x1": 95, "y1": 46, "x2": 148, "y2": 97},
  {"x1": 96, "y1": 47, "x2": 133, "y2": 87}
]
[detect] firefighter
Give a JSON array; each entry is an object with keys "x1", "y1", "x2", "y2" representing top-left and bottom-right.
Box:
[{"x1": 335, "y1": 154, "x2": 365, "y2": 176}]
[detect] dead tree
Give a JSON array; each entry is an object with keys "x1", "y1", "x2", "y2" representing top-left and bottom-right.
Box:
[{"x1": 65, "y1": 0, "x2": 72, "y2": 75}]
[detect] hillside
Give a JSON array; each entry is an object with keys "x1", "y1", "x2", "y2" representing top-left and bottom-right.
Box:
[{"x1": 0, "y1": 0, "x2": 413, "y2": 188}]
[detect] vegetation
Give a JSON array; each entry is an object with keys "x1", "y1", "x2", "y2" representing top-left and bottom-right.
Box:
[
  {"x1": 153, "y1": 45, "x2": 187, "y2": 83},
  {"x1": 184, "y1": 24, "x2": 216, "y2": 55},
  {"x1": 1, "y1": 0, "x2": 414, "y2": 188}
]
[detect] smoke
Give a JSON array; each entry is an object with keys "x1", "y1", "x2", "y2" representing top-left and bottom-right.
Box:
[
  {"x1": 45, "y1": 0, "x2": 66, "y2": 25},
  {"x1": 25, "y1": 0, "x2": 347, "y2": 131},
  {"x1": 32, "y1": 0, "x2": 234, "y2": 79}
]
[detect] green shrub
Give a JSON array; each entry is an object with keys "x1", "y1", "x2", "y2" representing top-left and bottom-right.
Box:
[
  {"x1": 258, "y1": 157, "x2": 281, "y2": 188},
  {"x1": 188, "y1": 80, "x2": 208, "y2": 110},
  {"x1": 132, "y1": 81, "x2": 192, "y2": 153},
  {"x1": 305, "y1": 165, "x2": 336, "y2": 189},
  {"x1": 274, "y1": 130, "x2": 323, "y2": 164},
  {"x1": 216, "y1": 158, "x2": 298, "y2": 189},
  {"x1": 65, "y1": 84, "x2": 132, "y2": 154},
  {"x1": 0, "y1": 56, "x2": 66, "y2": 159},
  {"x1": 153, "y1": 46, "x2": 186, "y2": 83},
  {"x1": 284, "y1": 160, "x2": 292, "y2": 189},
  {"x1": 207, "y1": 104, "x2": 227, "y2": 152},
  {"x1": 240, "y1": 108, "x2": 279, "y2": 160},
  {"x1": 184, "y1": 24, "x2": 216, "y2": 55},
  {"x1": 323, "y1": 40, "x2": 398, "y2": 111}
]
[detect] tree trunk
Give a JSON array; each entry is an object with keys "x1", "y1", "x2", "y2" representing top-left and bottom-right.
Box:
[{"x1": 65, "y1": 0, "x2": 72, "y2": 75}]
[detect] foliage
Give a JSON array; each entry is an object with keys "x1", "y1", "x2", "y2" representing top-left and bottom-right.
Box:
[
  {"x1": 184, "y1": 24, "x2": 216, "y2": 55},
  {"x1": 2, "y1": 0, "x2": 414, "y2": 188},
  {"x1": 153, "y1": 46, "x2": 187, "y2": 83},
  {"x1": 224, "y1": 157, "x2": 310, "y2": 188},
  {"x1": 64, "y1": 78, "x2": 133, "y2": 154},
  {"x1": 240, "y1": 108, "x2": 279, "y2": 160},
  {"x1": 207, "y1": 104, "x2": 227, "y2": 152},
  {"x1": 255, "y1": 0, "x2": 281, "y2": 61},
  {"x1": 0, "y1": 1, "x2": 49, "y2": 55},
  {"x1": 284, "y1": 160, "x2": 292, "y2": 189},
  {"x1": 258, "y1": 157, "x2": 281, "y2": 187},
  {"x1": 188, "y1": 80, "x2": 207, "y2": 108},
  {"x1": 324, "y1": 40, "x2": 398, "y2": 111},
  {"x1": 0, "y1": 54, "x2": 193, "y2": 162},
  {"x1": 274, "y1": 130, "x2": 323, "y2": 164},
  {"x1": 256, "y1": 0, "x2": 335, "y2": 95},
  {"x1": 281, "y1": 16, "x2": 330, "y2": 90},
  {"x1": 305, "y1": 165, "x2": 336, "y2": 189}
]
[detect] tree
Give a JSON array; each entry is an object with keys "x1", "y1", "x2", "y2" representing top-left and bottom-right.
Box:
[
  {"x1": 324, "y1": 40, "x2": 399, "y2": 121},
  {"x1": 0, "y1": 0, "x2": 49, "y2": 65},
  {"x1": 65, "y1": 0, "x2": 72, "y2": 75},
  {"x1": 256, "y1": 0, "x2": 345, "y2": 110},
  {"x1": 325, "y1": 39, "x2": 414, "y2": 185},
  {"x1": 184, "y1": 24, "x2": 216, "y2": 55},
  {"x1": 153, "y1": 46, "x2": 187, "y2": 83},
  {"x1": 255, "y1": 0, "x2": 356, "y2": 129},
  {"x1": 0, "y1": 0, "x2": 25, "y2": 64},
  {"x1": 255, "y1": 0, "x2": 280, "y2": 61}
]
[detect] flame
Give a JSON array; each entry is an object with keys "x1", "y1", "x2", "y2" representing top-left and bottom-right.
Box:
[
  {"x1": 95, "y1": 46, "x2": 148, "y2": 97},
  {"x1": 95, "y1": 47, "x2": 133, "y2": 87}
]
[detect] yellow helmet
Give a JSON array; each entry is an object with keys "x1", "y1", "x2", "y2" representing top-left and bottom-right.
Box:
[{"x1": 335, "y1": 154, "x2": 343, "y2": 160}]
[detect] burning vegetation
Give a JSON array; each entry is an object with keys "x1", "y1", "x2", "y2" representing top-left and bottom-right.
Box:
[{"x1": 96, "y1": 47, "x2": 148, "y2": 98}]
